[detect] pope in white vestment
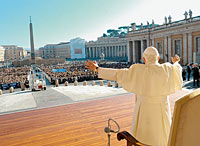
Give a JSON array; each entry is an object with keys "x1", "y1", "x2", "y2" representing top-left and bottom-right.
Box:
[{"x1": 85, "y1": 47, "x2": 183, "y2": 146}]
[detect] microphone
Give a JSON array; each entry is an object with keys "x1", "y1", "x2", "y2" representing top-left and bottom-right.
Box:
[{"x1": 104, "y1": 127, "x2": 115, "y2": 133}]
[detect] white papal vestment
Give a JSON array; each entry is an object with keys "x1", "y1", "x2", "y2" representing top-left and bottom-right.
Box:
[{"x1": 98, "y1": 62, "x2": 182, "y2": 146}]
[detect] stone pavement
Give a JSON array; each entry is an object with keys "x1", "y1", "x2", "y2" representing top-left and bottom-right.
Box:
[
  {"x1": 0, "y1": 91, "x2": 36, "y2": 113},
  {"x1": 0, "y1": 81, "x2": 129, "y2": 115}
]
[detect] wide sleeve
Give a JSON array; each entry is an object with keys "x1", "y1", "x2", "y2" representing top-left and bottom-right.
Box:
[
  {"x1": 98, "y1": 65, "x2": 139, "y2": 93},
  {"x1": 98, "y1": 65, "x2": 134, "y2": 81},
  {"x1": 172, "y1": 62, "x2": 183, "y2": 90}
]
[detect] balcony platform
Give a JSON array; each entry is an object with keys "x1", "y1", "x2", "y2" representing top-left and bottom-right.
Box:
[{"x1": 0, "y1": 89, "x2": 190, "y2": 146}]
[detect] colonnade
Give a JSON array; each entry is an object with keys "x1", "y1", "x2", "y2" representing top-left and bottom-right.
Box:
[
  {"x1": 128, "y1": 33, "x2": 198, "y2": 64},
  {"x1": 86, "y1": 45, "x2": 127, "y2": 58}
]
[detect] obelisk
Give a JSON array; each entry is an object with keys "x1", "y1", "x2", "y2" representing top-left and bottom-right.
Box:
[{"x1": 30, "y1": 16, "x2": 36, "y2": 65}]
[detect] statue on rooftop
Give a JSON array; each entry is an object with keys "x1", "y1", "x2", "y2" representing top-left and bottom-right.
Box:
[
  {"x1": 168, "y1": 15, "x2": 172, "y2": 24},
  {"x1": 141, "y1": 23, "x2": 143, "y2": 29},
  {"x1": 131, "y1": 23, "x2": 136, "y2": 31},
  {"x1": 184, "y1": 11, "x2": 188, "y2": 20},
  {"x1": 189, "y1": 9, "x2": 192, "y2": 19},
  {"x1": 147, "y1": 21, "x2": 149, "y2": 28},
  {"x1": 165, "y1": 16, "x2": 167, "y2": 24},
  {"x1": 152, "y1": 19, "x2": 155, "y2": 28}
]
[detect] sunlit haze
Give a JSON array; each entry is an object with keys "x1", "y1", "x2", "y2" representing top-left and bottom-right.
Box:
[{"x1": 0, "y1": 0, "x2": 199, "y2": 49}]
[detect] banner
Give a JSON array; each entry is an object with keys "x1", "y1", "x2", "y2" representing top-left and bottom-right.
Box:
[
  {"x1": 52, "y1": 69, "x2": 66, "y2": 73},
  {"x1": 74, "y1": 48, "x2": 82, "y2": 54}
]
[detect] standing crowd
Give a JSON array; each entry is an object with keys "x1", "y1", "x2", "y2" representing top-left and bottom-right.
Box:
[
  {"x1": 0, "y1": 66, "x2": 30, "y2": 90},
  {"x1": 0, "y1": 62, "x2": 199, "y2": 90},
  {"x1": 182, "y1": 63, "x2": 200, "y2": 87},
  {"x1": 39, "y1": 61, "x2": 130, "y2": 84}
]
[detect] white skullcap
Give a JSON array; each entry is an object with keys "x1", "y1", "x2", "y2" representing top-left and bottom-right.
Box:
[{"x1": 143, "y1": 46, "x2": 159, "y2": 64}]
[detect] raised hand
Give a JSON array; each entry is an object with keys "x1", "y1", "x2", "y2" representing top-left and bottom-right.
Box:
[
  {"x1": 171, "y1": 55, "x2": 180, "y2": 64},
  {"x1": 85, "y1": 60, "x2": 99, "y2": 71}
]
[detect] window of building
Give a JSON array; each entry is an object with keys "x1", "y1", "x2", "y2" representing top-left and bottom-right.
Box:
[
  {"x1": 156, "y1": 41, "x2": 163, "y2": 59},
  {"x1": 174, "y1": 40, "x2": 181, "y2": 56},
  {"x1": 196, "y1": 37, "x2": 200, "y2": 52}
]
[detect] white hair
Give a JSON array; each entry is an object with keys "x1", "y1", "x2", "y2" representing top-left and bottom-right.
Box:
[{"x1": 143, "y1": 46, "x2": 159, "y2": 64}]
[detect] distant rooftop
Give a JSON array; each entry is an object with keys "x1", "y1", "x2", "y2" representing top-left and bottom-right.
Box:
[{"x1": 129, "y1": 13, "x2": 200, "y2": 34}]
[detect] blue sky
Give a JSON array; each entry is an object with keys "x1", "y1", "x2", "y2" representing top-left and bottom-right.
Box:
[{"x1": 0, "y1": 0, "x2": 199, "y2": 49}]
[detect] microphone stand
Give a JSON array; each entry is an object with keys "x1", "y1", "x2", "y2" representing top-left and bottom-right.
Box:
[{"x1": 104, "y1": 118, "x2": 120, "y2": 146}]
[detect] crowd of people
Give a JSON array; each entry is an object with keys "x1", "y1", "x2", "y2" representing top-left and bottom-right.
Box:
[
  {"x1": 0, "y1": 66, "x2": 30, "y2": 90},
  {"x1": 0, "y1": 61, "x2": 199, "y2": 90},
  {"x1": 182, "y1": 63, "x2": 200, "y2": 87},
  {"x1": 39, "y1": 61, "x2": 130, "y2": 84},
  {"x1": 40, "y1": 61, "x2": 200, "y2": 88}
]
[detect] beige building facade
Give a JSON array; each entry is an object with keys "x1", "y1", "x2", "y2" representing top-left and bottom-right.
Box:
[
  {"x1": 86, "y1": 37, "x2": 128, "y2": 60},
  {"x1": 0, "y1": 46, "x2": 5, "y2": 62},
  {"x1": 39, "y1": 42, "x2": 70, "y2": 59},
  {"x1": 2, "y1": 45, "x2": 26, "y2": 62},
  {"x1": 128, "y1": 13, "x2": 200, "y2": 64}
]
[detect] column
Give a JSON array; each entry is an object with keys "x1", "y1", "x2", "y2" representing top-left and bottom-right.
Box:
[
  {"x1": 92, "y1": 47, "x2": 95, "y2": 58},
  {"x1": 119, "y1": 46, "x2": 121, "y2": 57},
  {"x1": 100, "y1": 47, "x2": 102, "y2": 57},
  {"x1": 128, "y1": 41, "x2": 133, "y2": 63},
  {"x1": 96, "y1": 47, "x2": 98, "y2": 58},
  {"x1": 92, "y1": 47, "x2": 94, "y2": 58},
  {"x1": 188, "y1": 33, "x2": 192, "y2": 63},
  {"x1": 117, "y1": 46, "x2": 119, "y2": 57},
  {"x1": 116, "y1": 46, "x2": 118, "y2": 57},
  {"x1": 93, "y1": 47, "x2": 95, "y2": 58},
  {"x1": 120, "y1": 46, "x2": 123, "y2": 57},
  {"x1": 123, "y1": 45, "x2": 125, "y2": 57},
  {"x1": 168, "y1": 36, "x2": 171, "y2": 61},
  {"x1": 87, "y1": 47, "x2": 90, "y2": 58},
  {"x1": 89, "y1": 47, "x2": 91, "y2": 58},
  {"x1": 109, "y1": 46, "x2": 112, "y2": 57},
  {"x1": 105, "y1": 47, "x2": 107, "y2": 57},
  {"x1": 115, "y1": 46, "x2": 118, "y2": 57},
  {"x1": 141, "y1": 40, "x2": 144, "y2": 58},
  {"x1": 183, "y1": 33, "x2": 187, "y2": 64},
  {"x1": 97, "y1": 47, "x2": 99, "y2": 58},
  {"x1": 94, "y1": 47, "x2": 96, "y2": 58},
  {"x1": 122, "y1": 46, "x2": 124, "y2": 57},
  {"x1": 103, "y1": 47, "x2": 105, "y2": 57},
  {"x1": 107, "y1": 47, "x2": 109, "y2": 57},
  {"x1": 103, "y1": 47, "x2": 106, "y2": 57},
  {"x1": 88, "y1": 47, "x2": 91, "y2": 58},
  {"x1": 128, "y1": 42, "x2": 130, "y2": 62},
  {"x1": 86, "y1": 47, "x2": 89, "y2": 58},
  {"x1": 125, "y1": 45, "x2": 127, "y2": 57},
  {"x1": 107, "y1": 47, "x2": 109, "y2": 58},
  {"x1": 133, "y1": 41, "x2": 136, "y2": 62},
  {"x1": 164, "y1": 36, "x2": 168, "y2": 62},
  {"x1": 113, "y1": 46, "x2": 115, "y2": 57},
  {"x1": 118, "y1": 46, "x2": 120, "y2": 57},
  {"x1": 112, "y1": 46, "x2": 114, "y2": 57}
]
